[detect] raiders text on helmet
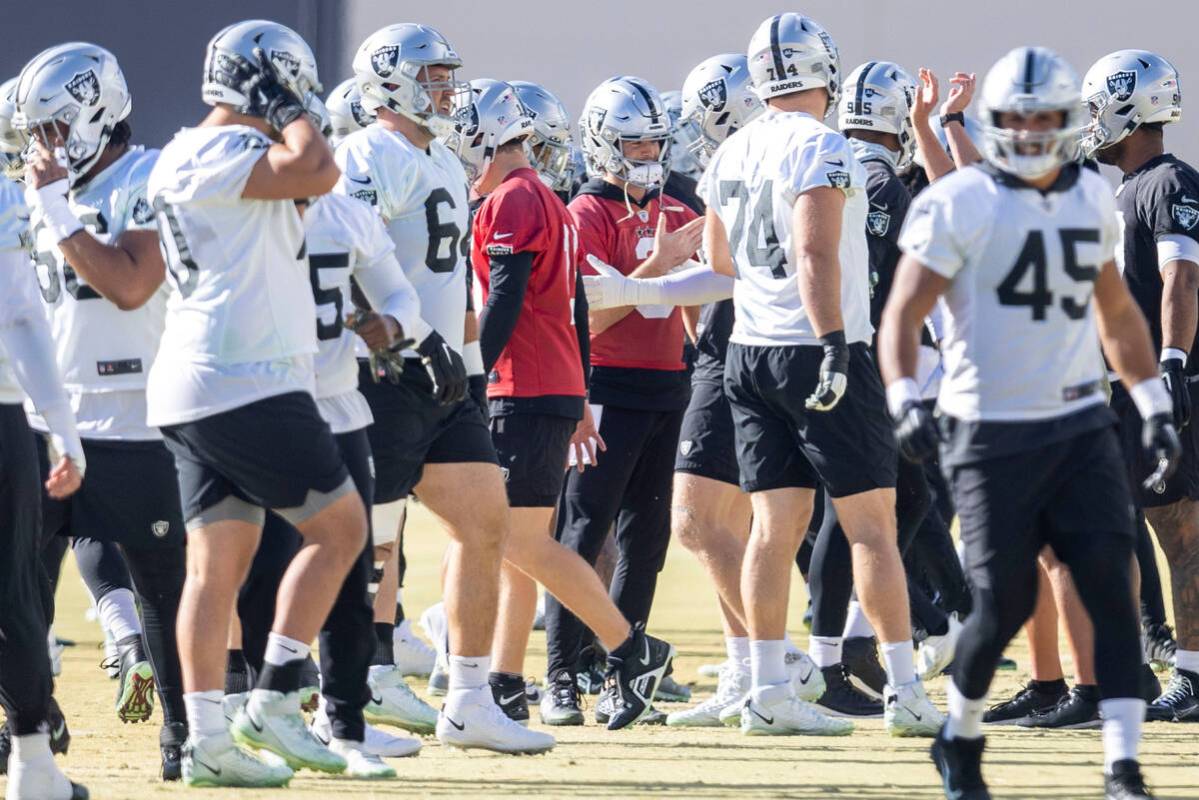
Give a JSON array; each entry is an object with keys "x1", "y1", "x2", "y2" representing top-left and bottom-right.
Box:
[
  {"x1": 510, "y1": 81, "x2": 573, "y2": 192},
  {"x1": 679, "y1": 53, "x2": 764, "y2": 169},
  {"x1": 746, "y1": 13, "x2": 841, "y2": 108},
  {"x1": 201, "y1": 20, "x2": 321, "y2": 117},
  {"x1": 445, "y1": 78, "x2": 533, "y2": 182},
  {"x1": 1081, "y1": 50, "x2": 1181, "y2": 156},
  {"x1": 579, "y1": 76, "x2": 672, "y2": 188},
  {"x1": 838, "y1": 61, "x2": 917, "y2": 170}
]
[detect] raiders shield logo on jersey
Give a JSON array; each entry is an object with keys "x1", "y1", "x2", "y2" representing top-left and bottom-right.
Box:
[
  {"x1": 270, "y1": 49, "x2": 301, "y2": 79},
  {"x1": 1172, "y1": 202, "x2": 1199, "y2": 231},
  {"x1": 65, "y1": 70, "x2": 100, "y2": 106},
  {"x1": 679, "y1": 440, "x2": 693, "y2": 456},
  {"x1": 371, "y1": 45, "x2": 400, "y2": 78},
  {"x1": 827, "y1": 170, "x2": 850, "y2": 189},
  {"x1": 131, "y1": 197, "x2": 154, "y2": 226},
  {"x1": 1107, "y1": 70, "x2": 1137, "y2": 102},
  {"x1": 699, "y1": 79, "x2": 728, "y2": 112},
  {"x1": 867, "y1": 210, "x2": 891, "y2": 236},
  {"x1": 151, "y1": 520, "x2": 170, "y2": 539}
]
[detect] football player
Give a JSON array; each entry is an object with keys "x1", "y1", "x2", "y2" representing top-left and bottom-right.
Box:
[
  {"x1": 541, "y1": 75, "x2": 703, "y2": 725},
  {"x1": 146, "y1": 20, "x2": 364, "y2": 786},
  {"x1": 13, "y1": 42, "x2": 189, "y2": 777},
  {"x1": 880, "y1": 46, "x2": 1176, "y2": 800},
  {"x1": 336, "y1": 23, "x2": 552, "y2": 754},
  {"x1": 1083, "y1": 49, "x2": 1199, "y2": 724},
  {"x1": 703, "y1": 13, "x2": 941, "y2": 737},
  {"x1": 0, "y1": 141, "x2": 88, "y2": 800},
  {"x1": 326, "y1": 77, "x2": 372, "y2": 147}
]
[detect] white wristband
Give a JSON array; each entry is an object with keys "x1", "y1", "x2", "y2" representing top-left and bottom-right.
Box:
[
  {"x1": 27, "y1": 180, "x2": 83, "y2": 243},
  {"x1": 1130, "y1": 378, "x2": 1173, "y2": 420},
  {"x1": 462, "y1": 339, "x2": 484, "y2": 376},
  {"x1": 1160, "y1": 347, "x2": 1188, "y2": 364},
  {"x1": 885, "y1": 378, "x2": 921, "y2": 418}
]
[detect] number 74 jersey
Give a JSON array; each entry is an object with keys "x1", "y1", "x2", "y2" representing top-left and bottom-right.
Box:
[
  {"x1": 333, "y1": 125, "x2": 470, "y2": 354},
  {"x1": 898, "y1": 163, "x2": 1118, "y2": 423}
]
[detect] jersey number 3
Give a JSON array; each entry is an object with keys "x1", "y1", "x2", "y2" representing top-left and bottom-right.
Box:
[{"x1": 997, "y1": 228, "x2": 1100, "y2": 321}]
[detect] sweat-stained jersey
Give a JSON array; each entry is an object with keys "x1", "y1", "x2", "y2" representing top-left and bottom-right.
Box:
[
  {"x1": 146, "y1": 125, "x2": 316, "y2": 427},
  {"x1": 333, "y1": 124, "x2": 471, "y2": 355},
  {"x1": 700, "y1": 110, "x2": 872, "y2": 347},
  {"x1": 471, "y1": 167, "x2": 584, "y2": 403},
  {"x1": 26, "y1": 147, "x2": 165, "y2": 440},
  {"x1": 571, "y1": 178, "x2": 698, "y2": 411}
]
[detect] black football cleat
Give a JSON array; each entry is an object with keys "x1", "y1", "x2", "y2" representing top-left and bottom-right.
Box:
[
  {"x1": 604, "y1": 624, "x2": 675, "y2": 730},
  {"x1": 160, "y1": 721, "x2": 187, "y2": 782},
  {"x1": 489, "y1": 672, "x2": 530, "y2": 726},
  {"x1": 843, "y1": 636, "x2": 886, "y2": 698},
  {"x1": 113, "y1": 634, "x2": 155, "y2": 724},
  {"x1": 1105, "y1": 759, "x2": 1155, "y2": 799},
  {"x1": 1146, "y1": 668, "x2": 1199, "y2": 722},
  {"x1": 983, "y1": 680, "x2": 1067, "y2": 724},
  {"x1": 1018, "y1": 684, "x2": 1101, "y2": 729},
  {"x1": 814, "y1": 664, "x2": 883, "y2": 717},
  {"x1": 930, "y1": 726, "x2": 991, "y2": 799}
]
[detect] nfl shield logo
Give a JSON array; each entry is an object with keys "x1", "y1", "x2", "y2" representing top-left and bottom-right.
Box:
[
  {"x1": 65, "y1": 70, "x2": 100, "y2": 106},
  {"x1": 867, "y1": 210, "x2": 891, "y2": 237},
  {"x1": 698, "y1": 79, "x2": 728, "y2": 112},
  {"x1": 371, "y1": 45, "x2": 400, "y2": 78},
  {"x1": 1106, "y1": 70, "x2": 1137, "y2": 102},
  {"x1": 827, "y1": 170, "x2": 850, "y2": 189},
  {"x1": 270, "y1": 50, "x2": 301, "y2": 79},
  {"x1": 151, "y1": 520, "x2": 170, "y2": 539},
  {"x1": 679, "y1": 440, "x2": 693, "y2": 456},
  {"x1": 1172, "y1": 203, "x2": 1199, "y2": 231},
  {"x1": 638, "y1": 210, "x2": 649, "y2": 222}
]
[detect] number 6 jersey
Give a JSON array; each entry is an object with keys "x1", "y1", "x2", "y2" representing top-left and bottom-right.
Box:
[{"x1": 898, "y1": 163, "x2": 1118, "y2": 423}]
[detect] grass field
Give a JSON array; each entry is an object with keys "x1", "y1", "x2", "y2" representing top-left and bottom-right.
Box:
[{"x1": 5, "y1": 499, "x2": 1198, "y2": 799}]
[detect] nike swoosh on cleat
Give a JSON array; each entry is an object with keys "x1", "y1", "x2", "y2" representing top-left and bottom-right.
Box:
[
  {"x1": 249, "y1": 714, "x2": 265, "y2": 734},
  {"x1": 52, "y1": 721, "x2": 66, "y2": 739},
  {"x1": 499, "y1": 692, "x2": 524, "y2": 706},
  {"x1": 750, "y1": 706, "x2": 774, "y2": 725},
  {"x1": 912, "y1": 711, "x2": 923, "y2": 721},
  {"x1": 371, "y1": 693, "x2": 383, "y2": 705},
  {"x1": 445, "y1": 716, "x2": 465, "y2": 731},
  {"x1": 194, "y1": 756, "x2": 222, "y2": 776},
  {"x1": 798, "y1": 667, "x2": 814, "y2": 684},
  {"x1": 640, "y1": 640, "x2": 652, "y2": 666}
]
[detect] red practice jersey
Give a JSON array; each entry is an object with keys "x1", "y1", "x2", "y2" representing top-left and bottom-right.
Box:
[
  {"x1": 569, "y1": 181, "x2": 699, "y2": 371},
  {"x1": 472, "y1": 167, "x2": 585, "y2": 399}
]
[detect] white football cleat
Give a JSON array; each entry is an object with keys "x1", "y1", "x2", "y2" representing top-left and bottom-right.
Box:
[
  {"x1": 310, "y1": 700, "x2": 422, "y2": 758},
  {"x1": 326, "y1": 738, "x2": 397, "y2": 779},
  {"x1": 667, "y1": 659, "x2": 750, "y2": 727},
  {"x1": 366, "y1": 664, "x2": 438, "y2": 735},
  {"x1": 884, "y1": 680, "x2": 943, "y2": 737},
  {"x1": 230, "y1": 689, "x2": 346, "y2": 774},
  {"x1": 222, "y1": 691, "x2": 248, "y2": 724},
  {"x1": 740, "y1": 683, "x2": 854, "y2": 736},
  {"x1": 917, "y1": 614, "x2": 962, "y2": 681},
  {"x1": 394, "y1": 619, "x2": 436, "y2": 677},
  {"x1": 182, "y1": 731, "x2": 294, "y2": 788},
  {"x1": 437, "y1": 690, "x2": 555, "y2": 754},
  {"x1": 786, "y1": 649, "x2": 826, "y2": 702},
  {"x1": 5, "y1": 750, "x2": 89, "y2": 800},
  {"x1": 697, "y1": 661, "x2": 726, "y2": 678}
]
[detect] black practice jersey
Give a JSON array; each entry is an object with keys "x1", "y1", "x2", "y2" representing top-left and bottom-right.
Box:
[{"x1": 860, "y1": 157, "x2": 912, "y2": 331}]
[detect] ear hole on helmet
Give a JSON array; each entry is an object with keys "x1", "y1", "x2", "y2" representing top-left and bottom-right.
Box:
[
  {"x1": 715, "y1": 112, "x2": 730, "y2": 126},
  {"x1": 1116, "y1": 104, "x2": 1135, "y2": 116},
  {"x1": 89, "y1": 107, "x2": 105, "y2": 124}
]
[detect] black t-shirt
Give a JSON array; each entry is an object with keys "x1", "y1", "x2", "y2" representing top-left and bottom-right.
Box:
[
  {"x1": 861, "y1": 157, "x2": 913, "y2": 332},
  {"x1": 1118, "y1": 153, "x2": 1199, "y2": 369}
]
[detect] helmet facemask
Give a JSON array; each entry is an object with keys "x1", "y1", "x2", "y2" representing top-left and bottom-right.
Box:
[
  {"x1": 18, "y1": 108, "x2": 110, "y2": 186},
  {"x1": 376, "y1": 61, "x2": 469, "y2": 139},
  {"x1": 984, "y1": 107, "x2": 1082, "y2": 179},
  {"x1": 529, "y1": 135, "x2": 571, "y2": 191}
]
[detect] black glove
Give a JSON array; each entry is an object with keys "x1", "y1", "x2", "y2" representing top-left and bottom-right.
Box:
[
  {"x1": 1159, "y1": 357, "x2": 1191, "y2": 430},
  {"x1": 805, "y1": 331, "x2": 850, "y2": 412},
  {"x1": 893, "y1": 401, "x2": 942, "y2": 463},
  {"x1": 245, "y1": 48, "x2": 307, "y2": 133},
  {"x1": 1141, "y1": 412, "x2": 1183, "y2": 492},
  {"x1": 468, "y1": 374, "x2": 489, "y2": 424},
  {"x1": 416, "y1": 331, "x2": 468, "y2": 406}
]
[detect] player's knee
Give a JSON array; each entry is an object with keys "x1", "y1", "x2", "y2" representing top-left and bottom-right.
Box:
[{"x1": 671, "y1": 502, "x2": 720, "y2": 553}]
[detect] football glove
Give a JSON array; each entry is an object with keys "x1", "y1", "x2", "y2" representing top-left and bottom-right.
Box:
[
  {"x1": 805, "y1": 331, "x2": 850, "y2": 412},
  {"x1": 893, "y1": 401, "x2": 941, "y2": 463},
  {"x1": 244, "y1": 47, "x2": 307, "y2": 133},
  {"x1": 345, "y1": 310, "x2": 414, "y2": 385},
  {"x1": 1141, "y1": 412, "x2": 1182, "y2": 492},
  {"x1": 416, "y1": 330, "x2": 468, "y2": 406},
  {"x1": 1159, "y1": 357, "x2": 1191, "y2": 430}
]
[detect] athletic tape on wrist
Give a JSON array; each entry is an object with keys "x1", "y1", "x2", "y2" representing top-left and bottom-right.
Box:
[
  {"x1": 1160, "y1": 347, "x2": 1188, "y2": 365},
  {"x1": 30, "y1": 181, "x2": 83, "y2": 243},
  {"x1": 462, "y1": 340, "x2": 484, "y2": 376},
  {"x1": 886, "y1": 378, "x2": 921, "y2": 418},
  {"x1": 1130, "y1": 378, "x2": 1173, "y2": 420}
]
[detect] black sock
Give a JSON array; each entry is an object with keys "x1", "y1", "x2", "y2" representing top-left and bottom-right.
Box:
[
  {"x1": 256, "y1": 658, "x2": 304, "y2": 694},
  {"x1": 372, "y1": 622, "x2": 395, "y2": 666},
  {"x1": 394, "y1": 602, "x2": 405, "y2": 625},
  {"x1": 1030, "y1": 678, "x2": 1068, "y2": 692},
  {"x1": 225, "y1": 649, "x2": 250, "y2": 694},
  {"x1": 488, "y1": 671, "x2": 522, "y2": 687}
]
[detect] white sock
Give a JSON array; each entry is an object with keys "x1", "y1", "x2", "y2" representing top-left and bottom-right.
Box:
[
  {"x1": 880, "y1": 639, "x2": 917, "y2": 687},
  {"x1": 448, "y1": 654, "x2": 489, "y2": 692},
  {"x1": 184, "y1": 690, "x2": 226, "y2": 737},
  {"x1": 726, "y1": 636, "x2": 749, "y2": 664},
  {"x1": 97, "y1": 588, "x2": 141, "y2": 642},
  {"x1": 1175, "y1": 649, "x2": 1199, "y2": 674},
  {"x1": 842, "y1": 601, "x2": 875, "y2": 639},
  {"x1": 808, "y1": 635, "x2": 842, "y2": 668},
  {"x1": 749, "y1": 639, "x2": 787, "y2": 689},
  {"x1": 1100, "y1": 698, "x2": 1145, "y2": 771},
  {"x1": 263, "y1": 632, "x2": 310, "y2": 667},
  {"x1": 10, "y1": 732, "x2": 51, "y2": 765},
  {"x1": 945, "y1": 679, "x2": 985, "y2": 740}
]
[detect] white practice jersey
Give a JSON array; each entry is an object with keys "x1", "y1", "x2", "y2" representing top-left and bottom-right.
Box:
[
  {"x1": 899, "y1": 164, "x2": 1117, "y2": 422},
  {"x1": 0, "y1": 177, "x2": 32, "y2": 403},
  {"x1": 334, "y1": 124, "x2": 470, "y2": 355},
  {"x1": 27, "y1": 147, "x2": 166, "y2": 440},
  {"x1": 699, "y1": 110, "x2": 872, "y2": 347},
  {"x1": 146, "y1": 125, "x2": 316, "y2": 427},
  {"x1": 305, "y1": 192, "x2": 428, "y2": 433}
]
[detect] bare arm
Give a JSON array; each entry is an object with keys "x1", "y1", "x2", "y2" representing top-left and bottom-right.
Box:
[
  {"x1": 878, "y1": 254, "x2": 952, "y2": 385},
  {"x1": 242, "y1": 116, "x2": 339, "y2": 201},
  {"x1": 705, "y1": 205, "x2": 735, "y2": 277},
  {"x1": 941, "y1": 72, "x2": 983, "y2": 169},
  {"x1": 1095, "y1": 259, "x2": 1166, "y2": 386},
  {"x1": 911, "y1": 68, "x2": 956, "y2": 181},
  {"x1": 56, "y1": 229, "x2": 165, "y2": 310},
  {"x1": 1160, "y1": 259, "x2": 1199, "y2": 354},
  {"x1": 794, "y1": 186, "x2": 846, "y2": 337}
]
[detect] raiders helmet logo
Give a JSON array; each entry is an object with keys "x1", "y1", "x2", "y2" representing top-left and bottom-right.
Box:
[
  {"x1": 1106, "y1": 70, "x2": 1137, "y2": 102},
  {"x1": 867, "y1": 210, "x2": 891, "y2": 237},
  {"x1": 349, "y1": 100, "x2": 373, "y2": 128},
  {"x1": 65, "y1": 70, "x2": 101, "y2": 107},
  {"x1": 131, "y1": 197, "x2": 154, "y2": 226},
  {"x1": 587, "y1": 106, "x2": 607, "y2": 135},
  {"x1": 270, "y1": 49, "x2": 301, "y2": 79},
  {"x1": 456, "y1": 103, "x2": 480, "y2": 136},
  {"x1": 698, "y1": 78, "x2": 728, "y2": 112},
  {"x1": 151, "y1": 520, "x2": 170, "y2": 539},
  {"x1": 371, "y1": 45, "x2": 400, "y2": 78},
  {"x1": 827, "y1": 170, "x2": 850, "y2": 189},
  {"x1": 1172, "y1": 202, "x2": 1199, "y2": 231}
]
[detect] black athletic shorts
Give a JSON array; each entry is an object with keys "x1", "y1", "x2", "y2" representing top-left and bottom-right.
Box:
[
  {"x1": 1111, "y1": 380, "x2": 1199, "y2": 508},
  {"x1": 357, "y1": 360, "x2": 498, "y2": 504},
  {"x1": 37, "y1": 436, "x2": 185, "y2": 547},
  {"x1": 950, "y1": 423, "x2": 1135, "y2": 589},
  {"x1": 490, "y1": 412, "x2": 574, "y2": 507},
  {"x1": 724, "y1": 342, "x2": 897, "y2": 496},
  {"x1": 161, "y1": 391, "x2": 349, "y2": 525},
  {"x1": 674, "y1": 377, "x2": 740, "y2": 486}
]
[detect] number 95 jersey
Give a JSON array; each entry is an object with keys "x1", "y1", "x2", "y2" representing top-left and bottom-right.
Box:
[
  {"x1": 899, "y1": 163, "x2": 1118, "y2": 423},
  {"x1": 333, "y1": 125, "x2": 470, "y2": 354}
]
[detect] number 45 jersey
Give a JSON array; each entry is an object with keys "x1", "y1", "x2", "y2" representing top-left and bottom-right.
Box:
[
  {"x1": 333, "y1": 124, "x2": 470, "y2": 354},
  {"x1": 700, "y1": 110, "x2": 872, "y2": 348},
  {"x1": 898, "y1": 163, "x2": 1117, "y2": 423},
  {"x1": 28, "y1": 146, "x2": 166, "y2": 440}
]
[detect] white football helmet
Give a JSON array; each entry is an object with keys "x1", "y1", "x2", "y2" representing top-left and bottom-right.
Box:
[
  {"x1": 579, "y1": 76, "x2": 672, "y2": 188},
  {"x1": 509, "y1": 80, "x2": 572, "y2": 191},
  {"x1": 326, "y1": 77, "x2": 374, "y2": 145},
  {"x1": 0, "y1": 77, "x2": 24, "y2": 172},
  {"x1": 747, "y1": 13, "x2": 841, "y2": 109},
  {"x1": 445, "y1": 78, "x2": 533, "y2": 183},
  {"x1": 661, "y1": 90, "x2": 702, "y2": 181},
  {"x1": 679, "y1": 53, "x2": 764, "y2": 169},
  {"x1": 979, "y1": 46, "x2": 1085, "y2": 179},
  {"x1": 1081, "y1": 50, "x2": 1181, "y2": 157},
  {"x1": 839, "y1": 61, "x2": 917, "y2": 170},
  {"x1": 352, "y1": 23, "x2": 467, "y2": 139},
  {"x1": 202, "y1": 20, "x2": 321, "y2": 115},
  {"x1": 12, "y1": 43, "x2": 131, "y2": 185}
]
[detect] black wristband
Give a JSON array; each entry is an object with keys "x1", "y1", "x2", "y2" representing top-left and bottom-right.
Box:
[
  {"x1": 940, "y1": 111, "x2": 965, "y2": 128},
  {"x1": 818, "y1": 330, "x2": 849, "y2": 369},
  {"x1": 818, "y1": 330, "x2": 848, "y2": 349}
]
